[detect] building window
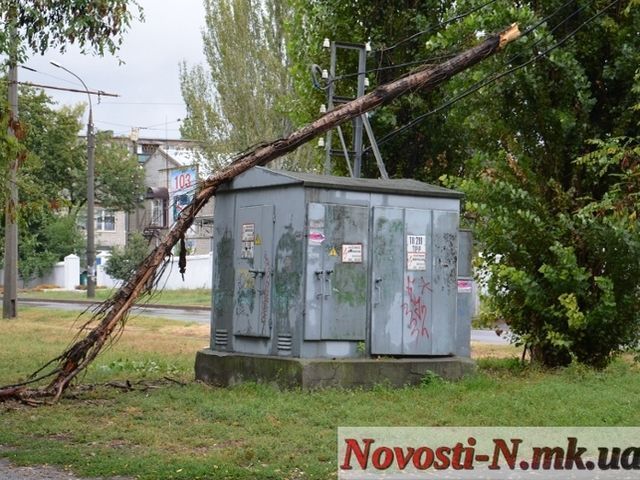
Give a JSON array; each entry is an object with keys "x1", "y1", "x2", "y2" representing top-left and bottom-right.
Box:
[
  {"x1": 96, "y1": 209, "x2": 116, "y2": 232},
  {"x1": 150, "y1": 198, "x2": 166, "y2": 227}
]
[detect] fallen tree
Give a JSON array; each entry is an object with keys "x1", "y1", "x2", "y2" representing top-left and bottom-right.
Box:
[{"x1": 0, "y1": 23, "x2": 520, "y2": 403}]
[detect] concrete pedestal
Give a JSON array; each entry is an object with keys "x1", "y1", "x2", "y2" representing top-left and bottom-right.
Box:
[{"x1": 195, "y1": 349, "x2": 475, "y2": 389}]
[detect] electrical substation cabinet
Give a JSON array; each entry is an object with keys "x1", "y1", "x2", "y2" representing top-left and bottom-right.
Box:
[{"x1": 209, "y1": 167, "x2": 471, "y2": 360}]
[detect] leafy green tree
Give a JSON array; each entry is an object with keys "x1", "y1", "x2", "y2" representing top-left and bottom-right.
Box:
[
  {"x1": 0, "y1": 84, "x2": 145, "y2": 215},
  {"x1": 16, "y1": 214, "x2": 84, "y2": 283},
  {"x1": 292, "y1": 0, "x2": 640, "y2": 366},
  {"x1": 437, "y1": 1, "x2": 640, "y2": 367},
  {"x1": 104, "y1": 232, "x2": 149, "y2": 281},
  {"x1": 286, "y1": 0, "x2": 481, "y2": 178},
  {"x1": 69, "y1": 130, "x2": 146, "y2": 213},
  {"x1": 452, "y1": 135, "x2": 640, "y2": 368},
  {"x1": 180, "y1": 0, "x2": 314, "y2": 171},
  {"x1": 0, "y1": 0, "x2": 142, "y2": 59},
  {"x1": 0, "y1": 1, "x2": 143, "y2": 175},
  {"x1": 1, "y1": 1, "x2": 143, "y2": 290},
  {"x1": 0, "y1": 85, "x2": 145, "y2": 280}
]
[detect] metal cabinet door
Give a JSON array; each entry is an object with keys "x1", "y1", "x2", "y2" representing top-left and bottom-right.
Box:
[
  {"x1": 233, "y1": 205, "x2": 274, "y2": 337},
  {"x1": 430, "y1": 210, "x2": 458, "y2": 354},
  {"x1": 304, "y1": 203, "x2": 368, "y2": 340},
  {"x1": 371, "y1": 207, "x2": 404, "y2": 354},
  {"x1": 402, "y1": 208, "x2": 434, "y2": 355},
  {"x1": 304, "y1": 203, "x2": 325, "y2": 340},
  {"x1": 372, "y1": 207, "x2": 436, "y2": 355}
]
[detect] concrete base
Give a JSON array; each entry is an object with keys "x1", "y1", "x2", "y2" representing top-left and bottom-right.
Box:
[{"x1": 195, "y1": 349, "x2": 476, "y2": 389}]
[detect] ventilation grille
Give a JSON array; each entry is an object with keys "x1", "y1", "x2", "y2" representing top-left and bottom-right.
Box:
[
  {"x1": 277, "y1": 334, "x2": 293, "y2": 352},
  {"x1": 214, "y1": 329, "x2": 228, "y2": 348}
]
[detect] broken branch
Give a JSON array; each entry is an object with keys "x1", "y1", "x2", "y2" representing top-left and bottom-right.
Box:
[{"x1": 0, "y1": 24, "x2": 520, "y2": 403}]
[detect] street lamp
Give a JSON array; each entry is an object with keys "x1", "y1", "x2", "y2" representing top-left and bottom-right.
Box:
[{"x1": 50, "y1": 61, "x2": 96, "y2": 298}]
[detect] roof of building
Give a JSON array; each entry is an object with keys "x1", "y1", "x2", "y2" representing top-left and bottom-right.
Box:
[
  {"x1": 158, "y1": 146, "x2": 201, "y2": 168},
  {"x1": 223, "y1": 167, "x2": 463, "y2": 198}
]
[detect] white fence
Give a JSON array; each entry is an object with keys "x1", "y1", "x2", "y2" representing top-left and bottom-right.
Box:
[
  {"x1": 96, "y1": 252, "x2": 212, "y2": 290},
  {"x1": 1, "y1": 252, "x2": 213, "y2": 291}
]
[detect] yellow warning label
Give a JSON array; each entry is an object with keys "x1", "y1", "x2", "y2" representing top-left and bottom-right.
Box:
[
  {"x1": 329, "y1": 247, "x2": 338, "y2": 257},
  {"x1": 255, "y1": 235, "x2": 262, "y2": 246}
]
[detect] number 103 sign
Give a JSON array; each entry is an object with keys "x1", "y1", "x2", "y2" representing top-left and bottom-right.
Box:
[
  {"x1": 169, "y1": 167, "x2": 197, "y2": 222},
  {"x1": 170, "y1": 168, "x2": 196, "y2": 192}
]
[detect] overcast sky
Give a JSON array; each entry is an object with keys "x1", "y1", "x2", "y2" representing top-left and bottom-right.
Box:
[{"x1": 20, "y1": 0, "x2": 207, "y2": 140}]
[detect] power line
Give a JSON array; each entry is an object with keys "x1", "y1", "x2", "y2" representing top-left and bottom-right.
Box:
[
  {"x1": 14, "y1": 80, "x2": 118, "y2": 97},
  {"x1": 367, "y1": 0, "x2": 620, "y2": 150},
  {"x1": 515, "y1": 0, "x2": 596, "y2": 59},
  {"x1": 317, "y1": 0, "x2": 581, "y2": 91},
  {"x1": 20, "y1": 65, "x2": 85, "y2": 89},
  {"x1": 95, "y1": 118, "x2": 183, "y2": 131},
  {"x1": 95, "y1": 119, "x2": 138, "y2": 128},
  {"x1": 519, "y1": 0, "x2": 583, "y2": 38},
  {"x1": 332, "y1": 53, "x2": 458, "y2": 83},
  {"x1": 99, "y1": 101, "x2": 185, "y2": 106},
  {"x1": 311, "y1": 53, "x2": 458, "y2": 90},
  {"x1": 376, "y1": 0, "x2": 500, "y2": 53},
  {"x1": 142, "y1": 118, "x2": 183, "y2": 129},
  {"x1": 312, "y1": 0, "x2": 501, "y2": 91}
]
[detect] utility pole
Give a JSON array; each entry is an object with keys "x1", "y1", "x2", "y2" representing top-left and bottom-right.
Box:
[
  {"x1": 86, "y1": 103, "x2": 96, "y2": 298},
  {"x1": 322, "y1": 40, "x2": 388, "y2": 179},
  {"x1": 129, "y1": 127, "x2": 142, "y2": 237},
  {"x1": 50, "y1": 62, "x2": 96, "y2": 298},
  {"x1": 3, "y1": 7, "x2": 19, "y2": 319}
]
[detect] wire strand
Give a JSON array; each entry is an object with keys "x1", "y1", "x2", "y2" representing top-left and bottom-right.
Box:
[
  {"x1": 375, "y1": 0, "x2": 500, "y2": 53},
  {"x1": 366, "y1": 0, "x2": 618, "y2": 150},
  {"x1": 320, "y1": 0, "x2": 582, "y2": 90}
]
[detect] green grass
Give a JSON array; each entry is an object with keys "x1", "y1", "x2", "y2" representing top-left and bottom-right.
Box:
[
  {"x1": 1, "y1": 309, "x2": 639, "y2": 479},
  {"x1": 19, "y1": 288, "x2": 211, "y2": 307}
]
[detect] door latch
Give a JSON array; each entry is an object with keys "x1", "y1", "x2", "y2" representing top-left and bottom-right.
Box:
[{"x1": 374, "y1": 277, "x2": 383, "y2": 306}]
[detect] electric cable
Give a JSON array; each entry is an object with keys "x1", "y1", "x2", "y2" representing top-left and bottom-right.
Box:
[
  {"x1": 317, "y1": 0, "x2": 583, "y2": 91},
  {"x1": 99, "y1": 101, "x2": 185, "y2": 106},
  {"x1": 19, "y1": 64, "x2": 85, "y2": 88},
  {"x1": 375, "y1": 0, "x2": 500, "y2": 53},
  {"x1": 365, "y1": 0, "x2": 618, "y2": 151}
]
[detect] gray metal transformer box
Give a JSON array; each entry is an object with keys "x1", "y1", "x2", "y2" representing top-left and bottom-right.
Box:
[{"x1": 209, "y1": 167, "x2": 470, "y2": 360}]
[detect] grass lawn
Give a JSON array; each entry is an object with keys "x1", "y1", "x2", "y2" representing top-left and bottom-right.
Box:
[
  {"x1": 1, "y1": 308, "x2": 639, "y2": 480},
  {"x1": 19, "y1": 288, "x2": 211, "y2": 307}
]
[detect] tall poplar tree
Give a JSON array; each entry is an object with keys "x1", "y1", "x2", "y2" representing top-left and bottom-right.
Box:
[{"x1": 180, "y1": 0, "x2": 315, "y2": 171}]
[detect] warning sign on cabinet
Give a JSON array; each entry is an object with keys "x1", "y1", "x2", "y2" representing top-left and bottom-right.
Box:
[
  {"x1": 241, "y1": 223, "x2": 255, "y2": 241},
  {"x1": 308, "y1": 231, "x2": 326, "y2": 245},
  {"x1": 241, "y1": 223, "x2": 255, "y2": 259},
  {"x1": 457, "y1": 280, "x2": 473, "y2": 293},
  {"x1": 241, "y1": 241, "x2": 254, "y2": 259},
  {"x1": 342, "y1": 244, "x2": 363, "y2": 263},
  {"x1": 407, "y1": 235, "x2": 427, "y2": 271}
]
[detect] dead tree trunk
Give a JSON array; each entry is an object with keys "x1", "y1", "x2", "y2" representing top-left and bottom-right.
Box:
[{"x1": 0, "y1": 24, "x2": 520, "y2": 403}]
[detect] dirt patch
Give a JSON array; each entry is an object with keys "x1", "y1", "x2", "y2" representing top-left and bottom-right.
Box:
[
  {"x1": 165, "y1": 438, "x2": 246, "y2": 457},
  {"x1": 471, "y1": 342, "x2": 522, "y2": 359},
  {"x1": 45, "y1": 433, "x2": 71, "y2": 443},
  {"x1": 0, "y1": 458, "x2": 134, "y2": 480}
]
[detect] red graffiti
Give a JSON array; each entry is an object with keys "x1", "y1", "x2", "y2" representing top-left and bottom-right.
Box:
[{"x1": 403, "y1": 276, "x2": 432, "y2": 342}]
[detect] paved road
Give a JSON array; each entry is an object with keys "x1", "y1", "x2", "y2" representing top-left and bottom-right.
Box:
[
  {"x1": 20, "y1": 300, "x2": 210, "y2": 324},
  {"x1": 470, "y1": 328, "x2": 513, "y2": 345},
  {"x1": 20, "y1": 299, "x2": 511, "y2": 344}
]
